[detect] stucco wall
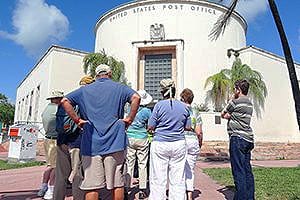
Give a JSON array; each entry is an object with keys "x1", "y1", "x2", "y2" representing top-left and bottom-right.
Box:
[
  {"x1": 199, "y1": 48, "x2": 300, "y2": 143},
  {"x1": 93, "y1": 0, "x2": 300, "y2": 142},
  {"x1": 50, "y1": 49, "x2": 87, "y2": 95},
  {"x1": 94, "y1": 0, "x2": 246, "y2": 103},
  {"x1": 14, "y1": 46, "x2": 88, "y2": 138},
  {"x1": 15, "y1": 52, "x2": 52, "y2": 124},
  {"x1": 14, "y1": 0, "x2": 300, "y2": 144},
  {"x1": 239, "y1": 47, "x2": 300, "y2": 142}
]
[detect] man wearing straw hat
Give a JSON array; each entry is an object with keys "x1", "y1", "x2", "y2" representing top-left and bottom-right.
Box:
[
  {"x1": 61, "y1": 64, "x2": 141, "y2": 200},
  {"x1": 37, "y1": 90, "x2": 64, "y2": 199}
]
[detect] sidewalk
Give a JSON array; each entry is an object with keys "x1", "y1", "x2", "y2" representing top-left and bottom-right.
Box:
[{"x1": 0, "y1": 159, "x2": 299, "y2": 200}]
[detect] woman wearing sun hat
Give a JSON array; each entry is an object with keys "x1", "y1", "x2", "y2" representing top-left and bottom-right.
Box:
[
  {"x1": 148, "y1": 79, "x2": 191, "y2": 200},
  {"x1": 125, "y1": 90, "x2": 152, "y2": 199}
]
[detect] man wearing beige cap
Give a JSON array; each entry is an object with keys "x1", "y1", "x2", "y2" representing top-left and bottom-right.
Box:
[
  {"x1": 61, "y1": 64, "x2": 140, "y2": 200},
  {"x1": 37, "y1": 90, "x2": 64, "y2": 200}
]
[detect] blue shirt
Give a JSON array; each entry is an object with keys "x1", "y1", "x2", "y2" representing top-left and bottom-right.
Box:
[
  {"x1": 148, "y1": 99, "x2": 191, "y2": 142},
  {"x1": 66, "y1": 78, "x2": 136, "y2": 156},
  {"x1": 56, "y1": 105, "x2": 82, "y2": 148},
  {"x1": 127, "y1": 107, "x2": 151, "y2": 139}
]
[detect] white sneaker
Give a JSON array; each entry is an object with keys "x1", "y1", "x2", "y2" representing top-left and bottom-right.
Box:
[
  {"x1": 43, "y1": 189, "x2": 53, "y2": 200},
  {"x1": 37, "y1": 187, "x2": 47, "y2": 197}
]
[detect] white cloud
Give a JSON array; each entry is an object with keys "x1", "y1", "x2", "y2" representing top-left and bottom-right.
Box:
[
  {"x1": 0, "y1": 0, "x2": 69, "y2": 56},
  {"x1": 210, "y1": 0, "x2": 268, "y2": 22},
  {"x1": 236, "y1": 0, "x2": 268, "y2": 22}
]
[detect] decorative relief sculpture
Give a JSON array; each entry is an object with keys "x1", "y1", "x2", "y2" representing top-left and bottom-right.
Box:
[{"x1": 150, "y1": 23, "x2": 165, "y2": 40}]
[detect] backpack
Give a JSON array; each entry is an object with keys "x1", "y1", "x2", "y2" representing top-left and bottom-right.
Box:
[{"x1": 56, "y1": 105, "x2": 80, "y2": 135}]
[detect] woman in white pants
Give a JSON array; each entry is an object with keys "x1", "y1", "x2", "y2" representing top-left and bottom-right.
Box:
[
  {"x1": 148, "y1": 79, "x2": 191, "y2": 200},
  {"x1": 180, "y1": 88, "x2": 203, "y2": 200}
]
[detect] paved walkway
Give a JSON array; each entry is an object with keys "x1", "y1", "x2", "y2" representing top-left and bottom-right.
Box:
[{"x1": 0, "y1": 159, "x2": 299, "y2": 200}]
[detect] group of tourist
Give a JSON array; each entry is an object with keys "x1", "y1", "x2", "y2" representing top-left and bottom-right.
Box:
[{"x1": 37, "y1": 63, "x2": 254, "y2": 200}]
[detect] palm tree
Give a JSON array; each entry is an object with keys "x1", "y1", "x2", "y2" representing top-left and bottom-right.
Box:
[
  {"x1": 83, "y1": 50, "x2": 128, "y2": 84},
  {"x1": 204, "y1": 69, "x2": 231, "y2": 112},
  {"x1": 230, "y1": 58, "x2": 267, "y2": 117},
  {"x1": 205, "y1": 58, "x2": 267, "y2": 117},
  {"x1": 210, "y1": 0, "x2": 300, "y2": 128}
]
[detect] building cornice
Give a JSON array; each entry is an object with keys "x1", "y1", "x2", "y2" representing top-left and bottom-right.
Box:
[
  {"x1": 132, "y1": 39, "x2": 185, "y2": 49},
  {"x1": 239, "y1": 45, "x2": 300, "y2": 67},
  {"x1": 17, "y1": 45, "x2": 90, "y2": 89},
  {"x1": 94, "y1": 0, "x2": 247, "y2": 34}
]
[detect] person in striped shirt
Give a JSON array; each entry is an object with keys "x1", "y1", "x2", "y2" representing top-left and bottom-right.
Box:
[{"x1": 221, "y1": 79, "x2": 255, "y2": 200}]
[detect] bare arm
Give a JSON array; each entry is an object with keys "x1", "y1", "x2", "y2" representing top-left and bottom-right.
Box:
[
  {"x1": 147, "y1": 127, "x2": 155, "y2": 136},
  {"x1": 185, "y1": 127, "x2": 192, "y2": 131},
  {"x1": 61, "y1": 97, "x2": 87, "y2": 128},
  {"x1": 195, "y1": 124, "x2": 203, "y2": 147},
  {"x1": 221, "y1": 111, "x2": 226, "y2": 118},
  {"x1": 147, "y1": 125, "x2": 155, "y2": 131},
  {"x1": 221, "y1": 111, "x2": 231, "y2": 119},
  {"x1": 123, "y1": 93, "x2": 141, "y2": 127},
  {"x1": 222, "y1": 97, "x2": 235, "y2": 119}
]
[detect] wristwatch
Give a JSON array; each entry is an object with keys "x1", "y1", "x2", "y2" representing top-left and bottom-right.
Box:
[{"x1": 74, "y1": 117, "x2": 81, "y2": 124}]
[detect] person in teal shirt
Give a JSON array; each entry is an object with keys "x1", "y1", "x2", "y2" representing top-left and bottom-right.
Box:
[{"x1": 125, "y1": 90, "x2": 152, "y2": 199}]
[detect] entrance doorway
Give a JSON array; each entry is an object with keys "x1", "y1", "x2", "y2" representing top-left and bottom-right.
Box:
[
  {"x1": 144, "y1": 54, "x2": 172, "y2": 100},
  {"x1": 138, "y1": 46, "x2": 177, "y2": 101}
]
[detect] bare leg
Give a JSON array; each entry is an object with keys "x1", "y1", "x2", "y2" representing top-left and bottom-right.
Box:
[
  {"x1": 49, "y1": 168, "x2": 55, "y2": 186},
  {"x1": 85, "y1": 191, "x2": 98, "y2": 200},
  {"x1": 69, "y1": 148, "x2": 80, "y2": 183},
  {"x1": 37, "y1": 166, "x2": 52, "y2": 196},
  {"x1": 42, "y1": 166, "x2": 52, "y2": 183},
  {"x1": 187, "y1": 191, "x2": 193, "y2": 200},
  {"x1": 112, "y1": 187, "x2": 124, "y2": 200}
]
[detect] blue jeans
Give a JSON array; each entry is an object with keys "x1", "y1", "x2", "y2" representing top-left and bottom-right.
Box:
[{"x1": 229, "y1": 136, "x2": 255, "y2": 200}]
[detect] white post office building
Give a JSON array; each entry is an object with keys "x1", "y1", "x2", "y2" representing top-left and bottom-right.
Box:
[{"x1": 14, "y1": 0, "x2": 300, "y2": 159}]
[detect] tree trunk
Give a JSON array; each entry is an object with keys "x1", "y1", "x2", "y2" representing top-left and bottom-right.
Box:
[{"x1": 268, "y1": 0, "x2": 300, "y2": 130}]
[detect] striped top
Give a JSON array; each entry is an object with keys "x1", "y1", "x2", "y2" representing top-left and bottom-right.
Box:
[
  {"x1": 223, "y1": 96, "x2": 254, "y2": 143},
  {"x1": 185, "y1": 106, "x2": 203, "y2": 139}
]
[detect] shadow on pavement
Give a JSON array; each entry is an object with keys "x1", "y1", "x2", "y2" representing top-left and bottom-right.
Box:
[
  {"x1": 0, "y1": 189, "x2": 75, "y2": 200},
  {"x1": 192, "y1": 189, "x2": 201, "y2": 199},
  {"x1": 0, "y1": 190, "x2": 39, "y2": 200},
  {"x1": 201, "y1": 156, "x2": 230, "y2": 162},
  {"x1": 217, "y1": 186, "x2": 235, "y2": 200}
]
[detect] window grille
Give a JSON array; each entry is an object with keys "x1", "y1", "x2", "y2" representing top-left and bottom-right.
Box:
[{"x1": 144, "y1": 54, "x2": 172, "y2": 100}]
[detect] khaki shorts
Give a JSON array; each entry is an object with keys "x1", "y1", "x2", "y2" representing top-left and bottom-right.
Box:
[
  {"x1": 44, "y1": 138, "x2": 57, "y2": 168},
  {"x1": 80, "y1": 151, "x2": 126, "y2": 190}
]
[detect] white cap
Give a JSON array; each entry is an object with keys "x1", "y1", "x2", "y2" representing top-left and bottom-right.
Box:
[{"x1": 95, "y1": 64, "x2": 111, "y2": 75}]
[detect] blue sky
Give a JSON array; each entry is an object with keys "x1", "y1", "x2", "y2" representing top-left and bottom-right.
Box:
[{"x1": 0, "y1": 0, "x2": 299, "y2": 102}]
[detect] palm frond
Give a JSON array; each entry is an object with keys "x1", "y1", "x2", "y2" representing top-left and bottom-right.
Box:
[
  {"x1": 209, "y1": 0, "x2": 239, "y2": 40},
  {"x1": 205, "y1": 57, "x2": 268, "y2": 117},
  {"x1": 82, "y1": 52, "x2": 128, "y2": 85}
]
